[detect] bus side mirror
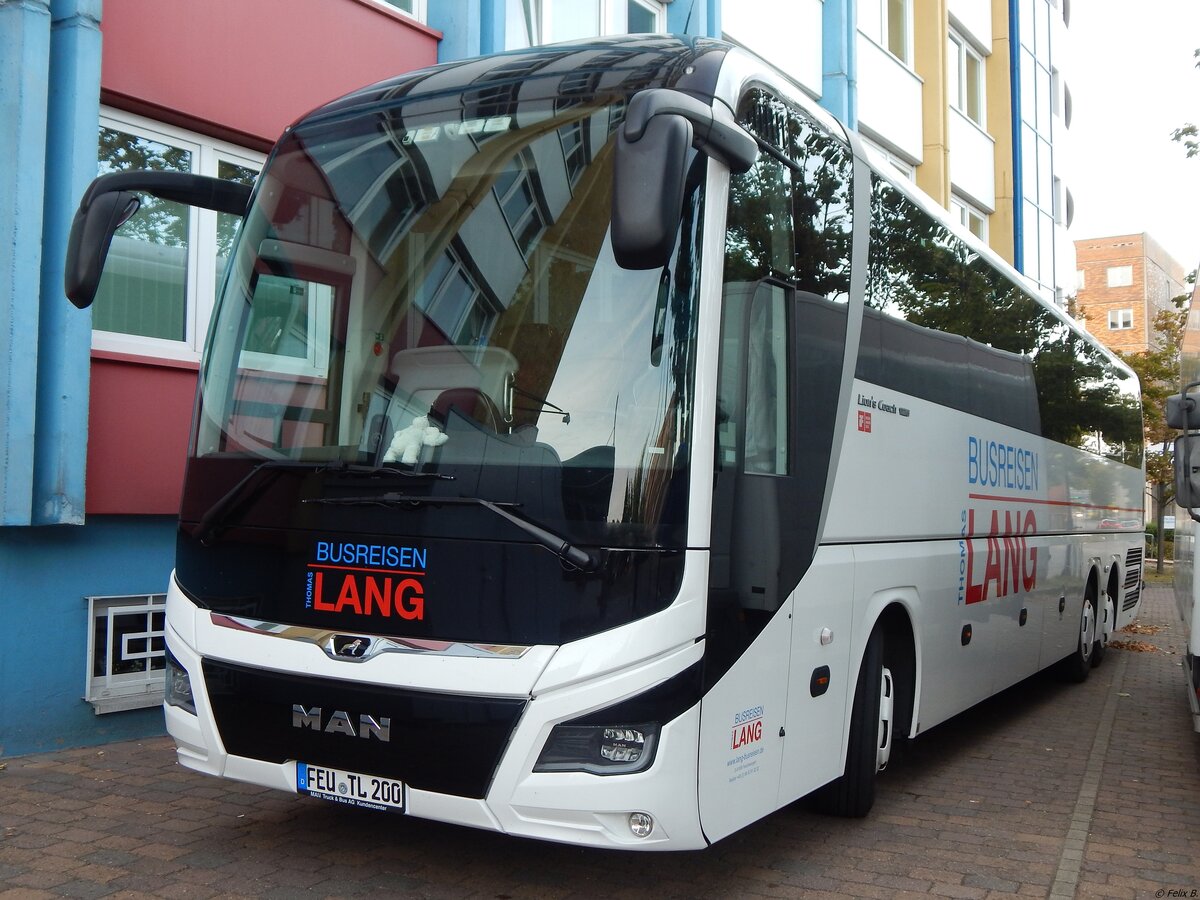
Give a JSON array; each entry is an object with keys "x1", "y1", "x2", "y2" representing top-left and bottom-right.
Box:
[
  {"x1": 1168, "y1": 389, "x2": 1200, "y2": 511},
  {"x1": 65, "y1": 190, "x2": 140, "y2": 309},
  {"x1": 611, "y1": 89, "x2": 758, "y2": 270},
  {"x1": 612, "y1": 113, "x2": 693, "y2": 270},
  {"x1": 1166, "y1": 392, "x2": 1196, "y2": 430},
  {"x1": 1174, "y1": 435, "x2": 1200, "y2": 509},
  {"x1": 65, "y1": 171, "x2": 253, "y2": 309}
]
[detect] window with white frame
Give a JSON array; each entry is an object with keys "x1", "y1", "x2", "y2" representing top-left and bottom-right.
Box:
[
  {"x1": 1076, "y1": 269, "x2": 1085, "y2": 290},
  {"x1": 92, "y1": 109, "x2": 264, "y2": 363},
  {"x1": 1107, "y1": 308, "x2": 1134, "y2": 330},
  {"x1": 859, "y1": 0, "x2": 912, "y2": 65},
  {"x1": 859, "y1": 133, "x2": 916, "y2": 180},
  {"x1": 950, "y1": 195, "x2": 988, "y2": 241},
  {"x1": 415, "y1": 249, "x2": 499, "y2": 346},
  {"x1": 505, "y1": 0, "x2": 666, "y2": 48},
  {"x1": 1107, "y1": 265, "x2": 1133, "y2": 288},
  {"x1": 494, "y1": 151, "x2": 549, "y2": 257},
  {"x1": 947, "y1": 29, "x2": 985, "y2": 125},
  {"x1": 375, "y1": 0, "x2": 425, "y2": 21}
]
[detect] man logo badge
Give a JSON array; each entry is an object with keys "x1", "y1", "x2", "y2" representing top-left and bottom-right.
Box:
[
  {"x1": 331, "y1": 635, "x2": 371, "y2": 659},
  {"x1": 292, "y1": 705, "x2": 392, "y2": 741}
]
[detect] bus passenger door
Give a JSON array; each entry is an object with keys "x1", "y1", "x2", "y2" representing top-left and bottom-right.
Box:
[{"x1": 698, "y1": 281, "x2": 797, "y2": 842}]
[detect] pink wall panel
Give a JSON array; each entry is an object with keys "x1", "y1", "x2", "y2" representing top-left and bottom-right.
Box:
[
  {"x1": 88, "y1": 0, "x2": 439, "y2": 514},
  {"x1": 86, "y1": 356, "x2": 198, "y2": 515},
  {"x1": 100, "y1": 0, "x2": 440, "y2": 147}
]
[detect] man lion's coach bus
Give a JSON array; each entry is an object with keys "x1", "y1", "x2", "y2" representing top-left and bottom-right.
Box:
[{"x1": 67, "y1": 36, "x2": 1146, "y2": 849}]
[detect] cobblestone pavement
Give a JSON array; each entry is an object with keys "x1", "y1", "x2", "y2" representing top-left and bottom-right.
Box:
[{"x1": 2, "y1": 584, "x2": 1198, "y2": 899}]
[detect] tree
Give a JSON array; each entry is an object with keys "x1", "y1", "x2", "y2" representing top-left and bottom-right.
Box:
[
  {"x1": 1117, "y1": 283, "x2": 1192, "y2": 570},
  {"x1": 1171, "y1": 49, "x2": 1200, "y2": 159}
]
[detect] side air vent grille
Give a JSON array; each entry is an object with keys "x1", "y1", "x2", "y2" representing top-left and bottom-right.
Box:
[{"x1": 1122, "y1": 547, "x2": 1143, "y2": 612}]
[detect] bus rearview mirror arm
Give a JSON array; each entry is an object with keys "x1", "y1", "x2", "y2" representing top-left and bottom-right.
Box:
[
  {"x1": 65, "y1": 171, "x2": 253, "y2": 310},
  {"x1": 611, "y1": 89, "x2": 758, "y2": 270}
]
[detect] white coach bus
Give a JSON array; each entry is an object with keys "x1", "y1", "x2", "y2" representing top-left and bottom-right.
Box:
[{"x1": 67, "y1": 36, "x2": 1145, "y2": 849}]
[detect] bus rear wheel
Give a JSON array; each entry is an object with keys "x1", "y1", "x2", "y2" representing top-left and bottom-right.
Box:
[
  {"x1": 1091, "y1": 586, "x2": 1116, "y2": 667},
  {"x1": 814, "y1": 625, "x2": 892, "y2": 817},
  {"x1": 1058, "y1": 588, "x2": 1097, "y2": 683}
]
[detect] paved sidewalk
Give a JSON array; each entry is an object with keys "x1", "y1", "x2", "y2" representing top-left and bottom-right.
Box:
[{"x1": 1, "y1": 584, "x2": 1199, "y2": 899}]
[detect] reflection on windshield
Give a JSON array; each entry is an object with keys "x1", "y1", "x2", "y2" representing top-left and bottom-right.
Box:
[
  {"x1": 197, "y1": 92, "x2": 706, "y2": 549},
  {"x1": 862, "y1": 177, "x2": 1142, "y2": 467}
]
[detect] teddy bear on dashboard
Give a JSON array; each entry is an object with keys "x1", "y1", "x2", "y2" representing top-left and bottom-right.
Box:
[{"x1": 381, "y1": 414, "x2": 449, "y2": 465}]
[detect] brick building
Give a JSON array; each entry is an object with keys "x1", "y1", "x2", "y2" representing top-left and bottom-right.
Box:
[{"x1": 1073, "y1": 232, "x2": 1188, "y2": 354}]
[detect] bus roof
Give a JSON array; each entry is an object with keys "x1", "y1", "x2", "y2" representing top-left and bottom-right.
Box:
[{"x1": 301, "y1": 35, "x2": 732, "y2": 129}]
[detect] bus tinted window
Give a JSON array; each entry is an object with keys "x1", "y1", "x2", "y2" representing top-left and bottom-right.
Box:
[
  {"x1": 859, "y1": 176, "x2": 1142, "y2": 465},
  {"x1": 726, "y1": 88, "x2": 853, "y2": 300}
]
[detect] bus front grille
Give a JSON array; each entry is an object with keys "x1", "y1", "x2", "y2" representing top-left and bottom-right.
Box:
[{"x1": 203, "y1": 659, "x2": 526, "y2": 799}]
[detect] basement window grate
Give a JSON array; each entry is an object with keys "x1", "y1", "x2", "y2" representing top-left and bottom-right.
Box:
[{"x1": 84, "y1": 594, "x2": 166, "y2": 714}]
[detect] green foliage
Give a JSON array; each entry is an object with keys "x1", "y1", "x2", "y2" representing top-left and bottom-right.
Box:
[
  {"x1": 864, "y1": 177, "x2": 1143, "y2": 463},
  {"x1": 725, "y1": 91, "x2": 854, "y2": 295},
  {"x1": 98, "y1": 126, "x2": 191, "y2": 248},
  {"x1": 1171, "y1": 49, "x2": 1200, "y2": 159},
  {"x1": 1117, "y1": 292, "x2": 1190, "y2": 496}
]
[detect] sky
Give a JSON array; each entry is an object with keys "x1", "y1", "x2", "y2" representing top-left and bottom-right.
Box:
[{"x1": 1067, "y1": 0, "x2": 1200, "y2": 270}]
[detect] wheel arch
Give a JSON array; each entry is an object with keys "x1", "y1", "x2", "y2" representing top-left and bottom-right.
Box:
[{"x1": 856, "y1": 591, "x2": 919, "y2": 742}]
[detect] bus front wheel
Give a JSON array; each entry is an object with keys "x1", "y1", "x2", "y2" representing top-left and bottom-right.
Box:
[{"x1": 814, "y1": 625, "x2": 892, "y2": 817}]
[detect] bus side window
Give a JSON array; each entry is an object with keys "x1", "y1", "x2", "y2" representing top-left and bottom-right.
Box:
[{"x1": 744, "y1": 284, "x2": 790, "y2": 475}]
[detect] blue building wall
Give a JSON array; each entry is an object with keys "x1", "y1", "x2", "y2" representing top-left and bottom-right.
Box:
[
  {"x1": 1, "y1": 0, "x2": 96, "y2": 529},
  {"x1": 0, "y1": 516, "x2": 177, "y2": 757},
  {"x1": 0, "y1": 0, "x2": 129, "y2": 760},
  {"x1": 429, "y1": 0, "x2": 720, "y2": 62},
  {"x1": 821, "y1": 0, "x2": 856, "y2": 128},
  {"x1": 0, "y1": 0, "x2": 51, "y2": 528},
  {"x1": 34, "y1": 0, "x2": 103, "y2": 527}
]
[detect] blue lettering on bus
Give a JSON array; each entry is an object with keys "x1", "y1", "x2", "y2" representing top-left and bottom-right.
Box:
[
  {"x1": 967, "y1": 437, "x2": 1039, "y2": 493},
  {"x1": 315, "y1": 541, "x2": 427, "y2": 570}
]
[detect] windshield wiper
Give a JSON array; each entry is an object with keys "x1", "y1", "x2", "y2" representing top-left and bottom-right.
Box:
[
  {"x1": 195, "y1": 460, "x2": 452, "y2": 546},
  {"x1": 303, "y1": 492, "x2": 597, "y2": 572}
]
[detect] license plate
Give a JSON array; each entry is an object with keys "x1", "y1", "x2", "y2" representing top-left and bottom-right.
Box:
[{"x1": 297, "y1": 762, "x2": 405, "y2": 812}]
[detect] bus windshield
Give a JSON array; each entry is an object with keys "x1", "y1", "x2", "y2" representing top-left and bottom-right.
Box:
[{"x1": 195, "y1": 95, "x2": 705, "y2": 550}]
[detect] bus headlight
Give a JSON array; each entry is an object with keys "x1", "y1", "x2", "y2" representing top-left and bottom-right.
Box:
[
  {"x1": 165, "y1": 648, "x2": 197, "y2": 715},
  {"x1": 533, "y1": 722, "x2": 659, "y2": 775}
]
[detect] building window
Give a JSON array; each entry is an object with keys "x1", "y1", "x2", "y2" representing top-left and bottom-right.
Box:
[
  {"x1": 92, "y1": 109, "x2": 263, "y2": 363},
  {"x1": 558, "y1": 120, "x2": 589, "y2": 185},
  {"x1": 1107, "y1": 265, "x2": 1133, "y2": 288},
  {"x1": 375, "y1": 0, "x2": 425, "y2": 21},
  {"x1": 951, "y1": 195, "x2": 988, "y2": 241},
  {"x1": 626, "y1": 0, "x2": 660, "y2": 31},
  {"x1": 506, "y1": 0, "x2": 665, "y2": 47},
  {"x1": 859, "y1": 133, "x2": 916, "y2": 180},
  {"x1": 948, "y1": 30, "x2": 985, "y2": 126},
  {"x1": 1108, "y1": 309, "x2": 1134, "y2": 330},
  {"x1": 85, "y1": 594, "x2": 166, "y2": 714},
  {"x1": 860, "y1": 0, "x2": 913, "y2": 66},
  {"x1": 494, "y1": 152, "x2": 549, "y2": 257},
  {"x1": 1076, "y1": 269, "x2": 1085, "y2": 290},
  {"x1": 1052, "y1": 176, "x2": 1066, "y2": 224},
  {"x1": 416, "y1": 250, "x2": 498, "y2": 346}
]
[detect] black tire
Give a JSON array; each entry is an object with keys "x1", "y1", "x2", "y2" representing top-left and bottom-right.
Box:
[
  {"x1": 1091, "y1": 587, "x2": 1114, "y2": 668},
  {"x1": 1058, "y1": 590, "x2": 1096, "y2": 683},
  {"x1": 814, "y1": 625, "x2": 885, "y2": 818}
]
